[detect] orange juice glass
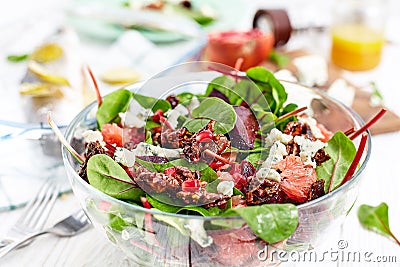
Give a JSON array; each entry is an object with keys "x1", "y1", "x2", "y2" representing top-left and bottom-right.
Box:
[{"x1": 330, "y1": 0, "x2": 387, "y2": 71}]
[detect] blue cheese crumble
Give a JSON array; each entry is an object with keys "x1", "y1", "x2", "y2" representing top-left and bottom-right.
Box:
[
  {"x1": 217, "y1": 181, "x2": 234, "y2": 197},
  {"x1": 294, "y1": 135, "x2": 326, "y2": 168},
  {"x1": 134, "y1": 142, "x2": 182, "y2": 158},
  {"x1": 114, "y1": 147, "x2": 136, "y2": 167}
]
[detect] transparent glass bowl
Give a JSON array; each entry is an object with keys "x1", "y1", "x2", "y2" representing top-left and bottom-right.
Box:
[{"x1": 62, "y1": 62, "x2": 370, "y2": 266}]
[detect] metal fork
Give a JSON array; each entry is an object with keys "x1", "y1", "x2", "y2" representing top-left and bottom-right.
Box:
[
  {"x1": 0, "y1": 209, "x2": 91, "y2": 259},
  {"x1": 0, "y1": 181, "x2": 59, "y2": 248}
]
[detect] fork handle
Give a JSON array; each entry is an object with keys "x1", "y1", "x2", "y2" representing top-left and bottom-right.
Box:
[{"x1": 0, "y1": 231, "x2": 47, "y2": 259}]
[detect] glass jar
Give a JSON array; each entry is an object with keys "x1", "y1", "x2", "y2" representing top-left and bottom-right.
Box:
[{"x1": 330, "y1": 0, "x2": 387, "y2": 71}]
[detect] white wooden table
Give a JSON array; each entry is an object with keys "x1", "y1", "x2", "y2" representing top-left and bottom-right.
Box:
[{"x1": 1, "y1": 0, "x2": 399, "y2": 266}]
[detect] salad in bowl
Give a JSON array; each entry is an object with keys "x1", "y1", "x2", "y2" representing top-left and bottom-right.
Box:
[{"x1": 57, "y1": 62, "x2": 379, "y2": 266}]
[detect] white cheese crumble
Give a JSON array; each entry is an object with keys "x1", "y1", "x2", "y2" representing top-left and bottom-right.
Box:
[
  {"x1": 327, "y1": 79, "x2": 355, "y2": 107},
  {"x1": 255, "y1": 140, "x2": 287, "y2": 183},
  {"x1": 114, "y1": 147, "x2": 136, "y2": 167},
  {"x1": 264, "y1": 141, "x2": 288, "y2": 167},
  {"x1": 82, "y1": 130, "x2": 104, "y2": 144},
  {"x1": 294, "y1": 135, "x2": 326, "y2": 168},
  {"x1": 274, "y1": 69, "x2": 298, "y2": 83},
  {"x1": 165, "y1": 104, "x2": 189, "y2": 129},
  {"x1": 256, "y1": 168, "x2": 281, "y2": 182},
  {"x1": 187, "y1": 96, "x2": 200, "y2": 111},
  {"x1": 293, "y1": 55, "x2": 328, "y2": 87},
  {"x1": 217, "y1": 181, "x2": 234, "y2": 197},
  {"x1": 297, "y1": 116, "x2": 325, "y2": 139},
  {"x1": 265, "y1": 128, "x2": 293, "y2": 147},
  {"x1": 120, "y1": 101, "x2": 152, "y2": 128},
  {"x1": 184, "y1": 220, "x2": 213, "y2": 248},
  {"x1": 133, "y1": 142, "x2": 182, "y2": 158}
]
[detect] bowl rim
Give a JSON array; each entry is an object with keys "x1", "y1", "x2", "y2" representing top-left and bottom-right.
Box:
[{"x1": 62, "y1": 80, "x2": 371, "y2": 220}]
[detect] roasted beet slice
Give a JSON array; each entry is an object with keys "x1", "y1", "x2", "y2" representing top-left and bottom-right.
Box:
[
  {"x1": 208, "y1": 89, "x2": 230, "y2": 103},
  {"x1": 229, "y1": 106, "x2": 259, "y2": 150},
  {"x1": 137, "y1": 156, "x2": 169, "y2": 163}
]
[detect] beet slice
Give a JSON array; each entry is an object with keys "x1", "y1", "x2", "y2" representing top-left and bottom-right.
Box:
[
  {"x1": 137, "y1": 156, "x2": 169, "y2": 164},
  {"x1": 229, "y1": 106, "x2": 259, "y2": 150},
  {"x1": 208, "y1": 89, "x2": 230, "y2": 103}
]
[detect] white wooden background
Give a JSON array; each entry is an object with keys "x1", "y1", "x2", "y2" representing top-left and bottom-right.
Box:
[{"x1": 1, "y1": 0, "x2": 400, "y2": 266}]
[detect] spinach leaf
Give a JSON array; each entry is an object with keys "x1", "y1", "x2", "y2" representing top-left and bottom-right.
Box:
[
  {"x1": 204, "y1": 76, "x2": 238, "y2": 104},
  {"x1": 246, "y1": 67, "x2": 287, "y2": 114},
  {"x1": 276, "y1": 103, "x2": 298, "y2": 131},
  {"x1": 7, "y1": 54, "x2": 29, "y2": 62},
  {"x1": 147, "y1": 195, "x2": 181, "y2": 213},
  {"x1": 148, "y1": 195, "x2": 210, "y2": 216},
  {"x1": 87, "y1": 154, "x2": 144, "y2": 202},
  {"x1": 96, "y1": 89, "x2": 132, "y2": 129},
  {"x1": 251, "y1": 104, "x2": 276, "y2": 134},
  {"x1": 145, "y1": 120, "x2": 160, "y2": 130},
  {"x1": 358, "y1": 203, "x2": 400, "y2": 246},
  {"x1": 109, "y1": 214, "x2": 133, "y2": 231},
  {"x1": 225, "y1": 204, "x2": 298, "y2": 243},
  {"x1": 145, "y1": 130, "x2": 152, "y2": 144},
  {"x1": 233, "y1": 79, "x2": 271, "y2": 108},
  {"x1": 316, "y1": 131, "x2": 356, "y2": 193},
  {"x1": 245, "y1": 153, "x2": 262, "y2": 168},
  {"x1": 132, "y1": 93, "x2": 171, "y2": 112},
  {"x1": 184, "y1": 97, "x2": 237, "y2": 134}
]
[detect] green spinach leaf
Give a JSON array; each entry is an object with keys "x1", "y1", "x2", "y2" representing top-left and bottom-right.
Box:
[
  {"x1": 358, "y1": 203, "x2": 400, "y2": 246},
  {"x1": 246, "y1": 67, "x2": 287, "y2": 114},
  {"x1": 225, "y1": 204, "x2": 298, "y2": 243},
  {"x1": 204, "y1": 76, "x2": 238, "y2": 104},
  {"x1": 316, "y1": 131, "x2": 356, "y2": 193},
  {"x1": 148, "y1": 195, "x2": 210, "y2": 216},
  {"x1": 96, "y1": 89, "x2": 132, "y2": 129},
  {"x1": 184, "y1": 97, "x2": 237, "y2": 134},
  {"x1": 132, "y1": 93, "x2": 171, "y2": 112},
  {"x1": 87, "y1": 154, "x2": 144, "y2": 202}
]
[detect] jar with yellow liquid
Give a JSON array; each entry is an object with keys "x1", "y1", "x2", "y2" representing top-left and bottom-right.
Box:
[{"x1": 330, "y1": 0, "x2": 387, "y2": 71}]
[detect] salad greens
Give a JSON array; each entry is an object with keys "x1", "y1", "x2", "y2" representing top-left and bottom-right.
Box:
[
  {"x1": 316, "y1": 131, "x2": 356, "y2": 193},
  {"x1": 87, "y1": 154, "x2": 144, "y2": 202},
  {"x1": 62, "y1": 65, "x2": 379, "y2": 253},
  {"x1": 132, "y1": 93, "x2": 171, "y2": 113},
  {"x1": 96, "y1": 89, "x2": 132, "y2": 129},
  {"x1": 358, "y1": 203, "x2": 400, "y2": 247},
  {"x1": 226, "y1": 204, "x2": 298, "y2": 244},
  {"x1": 184, "y1": 97, "x2": 237, "y2": 134}
]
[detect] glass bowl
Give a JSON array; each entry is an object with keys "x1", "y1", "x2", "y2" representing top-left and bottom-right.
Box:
[{"x1": 62, "y1": 62, "x2": 370, "y2": 266}]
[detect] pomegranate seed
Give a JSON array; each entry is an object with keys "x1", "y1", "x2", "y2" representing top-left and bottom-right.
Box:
[
  {"x1": 195, "y1": 130, "x2": 214, "y2": 143},
  {"x1": 240, "y1": 160, "x2": 256, "y2": 178},
  {"x1": 232, "y1": 173, "x2": 248, "y2": 191},
  {"x1": 141, "y1": 197, "x2": 152, "y2": 209},
  {"x1": 152, "y1": 109, "x2": 164, "y2": 123},
  {"x1": 229, "y1": 163, "x2": 241, "y2": 175},
  {"x1": 164, "y1": 167, "x2": 176, "y2": 176},
  {"x1": 209, "y1": 160, "x2": 226, "y2": 169},
  {"x1": 182, "y1": 179, "x2": 201, "y2": 192}
]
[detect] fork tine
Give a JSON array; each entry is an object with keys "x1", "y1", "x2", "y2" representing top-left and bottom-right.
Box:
[
  {"x1": 27, "y1": 182, "x2": 58, "y2": 229},
  {"x1": 34, "y1": 184, "x2": 60, "y2": 229},
  {"x1": 14, "y1": 181, "x2": 51, "y2": 226}
]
